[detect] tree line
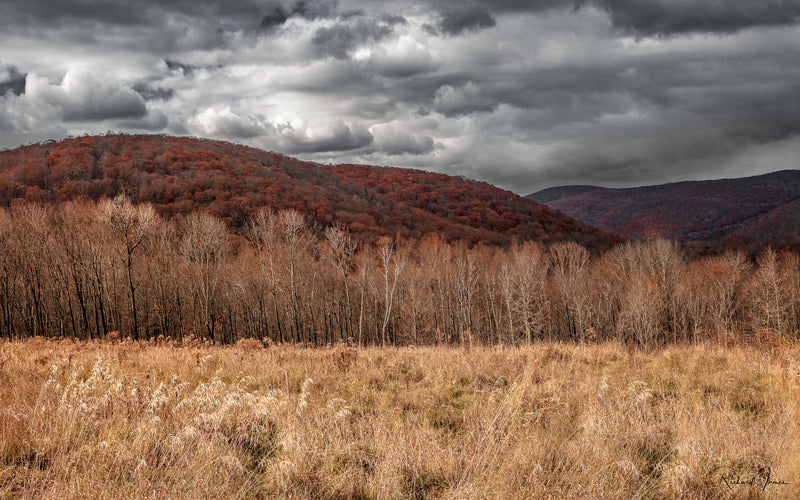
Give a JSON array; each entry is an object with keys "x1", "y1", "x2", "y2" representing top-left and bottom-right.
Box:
[{"x1": 0, "y1": 196, "x2": 796, "y2": 347}]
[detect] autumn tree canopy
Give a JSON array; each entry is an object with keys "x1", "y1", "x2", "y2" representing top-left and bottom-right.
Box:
[{"x1": 0, "y1": 134, "x2": 616, "y2": 249}]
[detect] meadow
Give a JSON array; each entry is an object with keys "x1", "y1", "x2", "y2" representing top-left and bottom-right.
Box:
[{"x1": 1, "y1": 337, "x2": 799, "y2": 499}]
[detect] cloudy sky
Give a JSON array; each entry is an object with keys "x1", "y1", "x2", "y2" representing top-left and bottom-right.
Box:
[{"x1": 1, "y1": 0, "x2": 799, "y2": 194}]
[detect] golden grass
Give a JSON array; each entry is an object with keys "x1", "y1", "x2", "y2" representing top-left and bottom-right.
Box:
[{"x1": 1, "y1": 338, "x2": 799, "y2": 499}]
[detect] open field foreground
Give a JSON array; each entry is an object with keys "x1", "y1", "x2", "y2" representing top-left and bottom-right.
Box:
[{"x1": 1, "y1": 339, "x2": 800, "y2": 499}]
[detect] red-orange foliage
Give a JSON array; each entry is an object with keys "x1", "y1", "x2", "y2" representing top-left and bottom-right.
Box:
[{"x1": 0, "y1": 134, "x2": 614, "y2": 249}]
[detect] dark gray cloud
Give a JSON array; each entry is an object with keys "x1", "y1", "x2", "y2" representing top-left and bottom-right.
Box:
[
  {"x1": 435, "y1": 5, "x2": 496, "y2": 35},
  {"x1": 593, "y1": 0, "x2": 800, "y2": 36},
  {"x1": 0, "y1": 0, "x2": 338, "y2": 29},
  {"x1": 0, "y1": 0, "x2": 249, "y2": 29},
  {"x1": 284, "y1": 0, "x2": 340, "y2": 19},
  {"x1": 281, "y1": 120, "x2": 374, "y2": 153},
  {"x1": 0, "y1": 66, "x2": 26, "y2": 96},
  {"x1": 165, "y1": 60, "x2": 199, "y2": 75},
  {"x1": 312, "y1": 18, "x2": 393, "y2": 58},
  {"x1": 377, "y1": 132, "x2": 435, "y2": 155},
  {"x1": 261, "y1": 0, "x2": 340, "y2": 28},
  {"x1": 425, "y1": 0, "x2": 800, "y2": 36},
  {"x1": 381, "y1": 14, "x2": 408, "y2": 26},
  {"x1": 260, "y1": 9, "x2": 290, "y2": 28},
  {"x1": 118, "y1": 109, "x2": 169, "y2": 131},
  {"x1": 132, "y1": 82, "x2": 174, "y2": 101},
  {"x1": 425, "y1": 0, "x2": 572, "y2": 16}
]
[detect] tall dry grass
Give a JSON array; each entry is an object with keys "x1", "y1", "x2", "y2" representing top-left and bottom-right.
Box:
[{"x1": 1, "y1": 337, "x2": 799, "y2": 498}]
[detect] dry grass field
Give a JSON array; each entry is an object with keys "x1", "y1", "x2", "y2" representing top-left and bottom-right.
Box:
[{"x1": 1, "y1": 337, "x2": 799, "y2": 499}]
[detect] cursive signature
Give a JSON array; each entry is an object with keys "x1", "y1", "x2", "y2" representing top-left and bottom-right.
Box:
[{"x1": 718, "y1": 466, "x2": 789, "y2": 492}]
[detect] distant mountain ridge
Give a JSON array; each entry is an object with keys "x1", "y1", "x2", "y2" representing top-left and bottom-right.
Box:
[
  {"x1": 0, "y1": 134, "x2": 615, "y2": 248},
  {"x1": 527, "y1": 170, "x2": 800, "y2": 245},
  {"x1": 527, "y1": 185, "x2": 603, "y2": 203}
]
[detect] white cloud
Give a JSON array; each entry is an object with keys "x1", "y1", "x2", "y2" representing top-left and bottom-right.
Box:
[
  {"x1": 363, "y1": 34, "x2": 440, "y2": 77},
  {"x1": 188, "y1": 106, "x2": 271, "y2": 138},
  {"x1": 277, "y1": 119, "x2": 374, "y2": 153},
  {"x1": 26, "y1": 68, "x2": 147, "y2": 122}
]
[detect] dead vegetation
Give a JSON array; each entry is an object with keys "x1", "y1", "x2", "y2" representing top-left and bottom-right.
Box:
[{"x1": 1, "y1": 338, "x2": 799, "y2": 498}]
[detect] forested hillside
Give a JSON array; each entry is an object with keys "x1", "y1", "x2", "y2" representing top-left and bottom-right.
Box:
[
  {"x1": 0, "y1": 134, "x2": 614, "y2": 248},
  {"x1": 528, "y1": 170, "x2": 800, "y2": 247}
]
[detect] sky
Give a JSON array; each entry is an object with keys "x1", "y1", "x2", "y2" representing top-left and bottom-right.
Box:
[{"x1": 1, "y1": 0, "x2": 799, "y2": 194}]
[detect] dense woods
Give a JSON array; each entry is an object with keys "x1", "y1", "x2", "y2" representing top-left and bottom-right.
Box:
[
  {"x1": 0, "y1": 134, "x2": 613, "y2": 248},
  {"x1": 0, "y1": 197, "x2": 797, "y2": 347}
]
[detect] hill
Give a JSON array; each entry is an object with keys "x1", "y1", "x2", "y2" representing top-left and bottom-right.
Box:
[
  {"x1": 0, "y1": 134, "x2": 614, "y2": 248},
  {"x1": 527, "y1": 185, "x2": 603, "y2": 203},
  {"x1": 528, "y1": 170, "x2": 800, "y2": 246}
]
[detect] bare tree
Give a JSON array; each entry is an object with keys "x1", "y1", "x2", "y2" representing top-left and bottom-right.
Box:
[
  {"x1": 747, "y1": 248, "x2": 787, "y2": 336},
  {"x1": 180, "y1": 212, "x2": 229, "y2": 342},
  {"x1": 279, "y1": 210, "x2": 315, "y2": 343},
  {"x1": 99, "y1": 194, "x2": 156, "y2": 340},
  {"x1": 498, "y1": 260, "x2": 514, "y2": 345},
  {"x1": 498, "y1": 242, "x2": 549, "y2": 344},
  {"x1": 549, "y1": 241, "x2": 591, "y2": 341},
  {"x1": 0, "y1": 209, "x2": 17, "y2": 339},
  {"x1": 141, "y1": 216, "x2": 183, "y2": 340},
  {"x1": 324, "y1": 225, "x2": 357, "y2": 342},
  {"x1": 401, "y1": 257, "x2": 433, "y2": 345},
  {"x1": 12, "y1": 205, "x2": 51, "y2": 337},
  {"x1": 706, "y1": 252, "x2": 749, "y2": 338},
  {"x1": 354, "y1": 249, "x2": 375, "y2": 347},
  {"x1": 378, "y1": 237, "x2": 405, "y2": 346},
  {"x1": 50, "y1": 202, "x2": 103, "y2": 339},
  {"x1": 608, "y1": 239, "x2": 683, "y2": 343},
  {"x1": 617, "y1": 271, "x2": 661, "y2": 347},
  {"x1": 454, "y1": 248, "x2": 478, "y2": 346},
  {"x1": 511, "y1": 242, "x2": 549, "y2": 344},
  {"x1": 249, "y1": 208, "x2": 285, "y2": 342},
  {"x1": 416, "y1": 235, "x2": 453, "y2": 344},
  {"x1": 780, "y1": 252, "x2": 800, "y2": 335}
]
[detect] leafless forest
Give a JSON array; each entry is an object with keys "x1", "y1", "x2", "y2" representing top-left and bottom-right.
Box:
[{"x1": 1, "y1": 195, "x2": 796, "y2": 348}]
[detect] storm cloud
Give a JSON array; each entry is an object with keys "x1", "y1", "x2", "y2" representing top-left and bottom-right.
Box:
[
  {"x1": 21, "y1": 69, "x2": 147, "y2": 122},
  {"x1": 312, "y1": 17, "x2": 394, "y2": 58},
  {"x1": 0, "y1": 66, "x2": 26, "y2": 96},
  {"x1": 594, "y1": 0, "x2": 800, "y2": 36},
  {"x1": 1, "y1": 0, "x2": 800, "y2": 194},
  {"x1": 433, "y1": 5, "x2": 496, "y2": 35},
  {"x1": 261, "y1": 0, "x2": 340, "y2": 28}
]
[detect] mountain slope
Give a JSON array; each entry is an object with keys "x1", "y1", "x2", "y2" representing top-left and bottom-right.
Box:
[
  {"x1": 0, "y1": 134, "x2": 615, "y2": 248},
  {"x1": 527, "y1": 185, "x2": 603, "y2": 203},
  {"x1": 733, "y1": 198, "x2": 800, "y2": 242},
  {"x1": 527, "y1": 170, "x2": 800, "y2": 244}
]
